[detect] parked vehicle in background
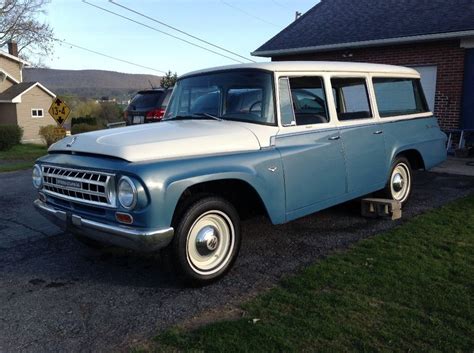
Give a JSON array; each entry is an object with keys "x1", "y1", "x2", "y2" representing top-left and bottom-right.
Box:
[
  {"x1": 124, "y1": 88, "x2": 172, "y2": 125},
  {"x1": 33, "y1": 62, "x2": 447, "y2": 285}
]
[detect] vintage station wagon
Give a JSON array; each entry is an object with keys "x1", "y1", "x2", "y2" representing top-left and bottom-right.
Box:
[{"x1": 33, "y1": 62, "x2": 447, "y2": 283}]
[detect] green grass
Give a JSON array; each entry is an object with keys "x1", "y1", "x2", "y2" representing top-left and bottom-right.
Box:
[
  {"x1": 148, "y1": 195, "x2": 474, "y2": 353},
  {"x1": 0, "y1": 143, "x2": 47, "y2": 172}
]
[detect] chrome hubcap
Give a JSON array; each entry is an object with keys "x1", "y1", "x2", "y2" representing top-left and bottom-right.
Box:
[
  {"x1": 195, "y1": 225, "x2": 220, "y2": 256},
  {"x1": 186, "y1": 211, "x2": 235, "y2": 275},
  {"x1": 390, "y1": 163, "x2": 411, "y2": 203},
  {"x1": 392, "y1": 173, "x2": 404, "y2": 192}
]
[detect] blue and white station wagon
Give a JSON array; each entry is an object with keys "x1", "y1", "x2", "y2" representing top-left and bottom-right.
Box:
[{"x1": 33, "y1": 62, "x2": 447, "y2": 283}]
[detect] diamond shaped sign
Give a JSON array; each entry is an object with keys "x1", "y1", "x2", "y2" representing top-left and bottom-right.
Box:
[{"x1": 48, "y1": 98, "x2": 71, "y2": 127}]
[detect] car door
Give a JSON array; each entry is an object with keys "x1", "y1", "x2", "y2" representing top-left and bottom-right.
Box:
[
  {"x1": 331, "y1": 76, "x2": 386, "y2": 194},
  {"x1": 275, "y1": 75, "x2": 347, "y2": 219}
]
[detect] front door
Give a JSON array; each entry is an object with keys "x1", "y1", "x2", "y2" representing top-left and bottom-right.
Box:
[{"x1": 275, "y1": 76, "x2": 347, "y2": 220}]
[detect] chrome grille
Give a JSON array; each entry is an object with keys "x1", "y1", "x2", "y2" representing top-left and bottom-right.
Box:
[{"x1": 42, "y1": 165, "x2": 116, "y2": 208}]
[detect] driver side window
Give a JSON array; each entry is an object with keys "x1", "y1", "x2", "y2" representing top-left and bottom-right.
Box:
[{"x1": 279, "y1": 76, "x2": 329, "y2": 126}]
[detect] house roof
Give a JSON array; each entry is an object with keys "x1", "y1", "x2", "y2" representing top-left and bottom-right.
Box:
[
  {"x1": 253, "y1": 0, "x2": 474, "y2": 57},
  {"x1": 181, "y1": 61, "x2": 419, "y2": 79},
  {"x1": 0, "y1": 82, "x2": 55, "y2": 103},
  {"x1": 0, "y1": 50, "x2": 29, "y2": 65},
  {"x1": 0, "y1": 68, "x2": 20, "y2": 84}
]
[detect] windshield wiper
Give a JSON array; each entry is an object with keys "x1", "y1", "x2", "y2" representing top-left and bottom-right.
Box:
[{"x1": 166, "y1": 113, "x2": 222, "y2": 121}]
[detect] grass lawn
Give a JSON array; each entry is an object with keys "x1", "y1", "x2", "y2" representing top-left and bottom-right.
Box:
[
  {"x1": 0, "y1": 144, "x2": 47, "y2": 172},
  {"x1": 147, "y1": 195, "x2": 474, "y2": 353}
]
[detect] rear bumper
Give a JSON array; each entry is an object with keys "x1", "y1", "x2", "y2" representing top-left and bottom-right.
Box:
[{"x1": 34, "y1": 199, "x2": 174, "y2": 252}]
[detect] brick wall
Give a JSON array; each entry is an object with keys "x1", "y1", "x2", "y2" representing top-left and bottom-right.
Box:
[{"x1": 273, "y1": 40, "x2": 465, "y2": 129}]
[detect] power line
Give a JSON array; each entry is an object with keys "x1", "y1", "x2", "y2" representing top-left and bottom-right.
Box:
[
  {"x1": 82, "y1": 0, "x2": 246, "y2": 64},
  {"x1": 220, "y1": 0, "x2": 280, "y2": 28},
  {"x1": 109, "y1": 0, "x2": 256, "y2": 63},
  {"x1": 271, "y1": 0, "x2": 294, "y2": 11},
  {"x1": 51, "y1": 37, "x2": 167, "y2": 74}
]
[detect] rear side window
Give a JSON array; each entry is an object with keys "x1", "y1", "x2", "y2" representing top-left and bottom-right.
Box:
[
  {"x1": 373, "y1": 78, "x2": 429, "y2": 117},
  {"x1": 331, "y1": 77, "x2": 372, "y2": 121}
]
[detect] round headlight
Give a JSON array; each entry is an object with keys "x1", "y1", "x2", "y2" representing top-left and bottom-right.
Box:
[
  {"x1": 32, "y1": 164, "x2": 43, "y2": 189},
  {"x1": 118, "y1": 176, "x2": 137, "y2": 209}
]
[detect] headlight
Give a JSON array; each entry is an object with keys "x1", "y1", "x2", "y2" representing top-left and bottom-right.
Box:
[
  {"x1": 118, "y1": 176, "x2": 137, "y2": 209},
  {"x1": 32, "y1": 164, "x2": 43, "y2": 189}
]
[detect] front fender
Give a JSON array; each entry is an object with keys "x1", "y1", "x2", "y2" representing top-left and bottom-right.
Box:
[{"x1": 137, "y1": 149, "x2": 286, "y2": 229}]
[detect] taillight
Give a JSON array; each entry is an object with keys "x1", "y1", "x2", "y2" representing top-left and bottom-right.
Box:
[{"x1": 146, "y1": 108, "x2": 165, "y2": 121}]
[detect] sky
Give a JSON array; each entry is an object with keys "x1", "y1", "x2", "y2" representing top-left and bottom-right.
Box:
[{"x1": 41, "y1": 0, "x2": 318, "y2": 76}]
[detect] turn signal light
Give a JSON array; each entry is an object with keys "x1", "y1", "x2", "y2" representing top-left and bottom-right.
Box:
[{"x1": 115, "y1": 212, "x2": 133, "y2": 224}]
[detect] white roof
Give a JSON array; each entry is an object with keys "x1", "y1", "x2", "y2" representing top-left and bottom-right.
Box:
[{"x1": 181, "y1": 61, "x2": 420, "y2": 78}]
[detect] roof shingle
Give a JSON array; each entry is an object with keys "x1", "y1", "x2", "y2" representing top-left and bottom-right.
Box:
[
  {"x1": 253, "y1": 0, "x2": 474, "y2": 56},
  {"x1": 0, "y1": 82, "x2": 37, "y2": 101}
]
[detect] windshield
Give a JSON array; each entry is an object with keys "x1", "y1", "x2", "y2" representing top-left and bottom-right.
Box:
[{"x1": 164, "y1": 70, "x2": 275, "y2": 125}]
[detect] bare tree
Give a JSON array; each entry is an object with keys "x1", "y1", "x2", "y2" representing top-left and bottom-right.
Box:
[{"x1": 0, "y1": 0, "x2": 54, "y2": 59}]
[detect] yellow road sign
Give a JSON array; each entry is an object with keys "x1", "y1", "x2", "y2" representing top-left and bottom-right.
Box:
[{"x1": 48, "y1": 98, "x2": 71, "y2": 127}]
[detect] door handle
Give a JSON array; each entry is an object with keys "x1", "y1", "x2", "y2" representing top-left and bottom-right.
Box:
[
  {"x1": 373, "y1": 130, "x2": 383, "y2": 135},
  {"x1": 328, "y1": 135, "x2": 340, "y2": 140}
]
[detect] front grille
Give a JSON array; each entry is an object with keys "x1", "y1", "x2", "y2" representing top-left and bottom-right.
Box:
[{"x1": 42, "y1": 165, "x2": 116, "y2": 208}]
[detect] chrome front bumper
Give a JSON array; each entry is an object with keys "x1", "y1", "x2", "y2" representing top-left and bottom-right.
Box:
[{"x1": 34, "y1": 199, "x2": 174, "y2": 252}]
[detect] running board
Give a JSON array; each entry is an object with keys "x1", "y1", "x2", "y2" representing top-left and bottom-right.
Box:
[{"x1": 361, "y1": 198, "x2": 402, "y2": 220}]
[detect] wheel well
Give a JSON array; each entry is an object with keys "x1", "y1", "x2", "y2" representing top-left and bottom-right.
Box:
[
  {"x1": 397, "y1": 149, "x2": 425, "y2": 170},
  {"x1": 172, "y1": 179, "x2": 268, "y2": 226}
]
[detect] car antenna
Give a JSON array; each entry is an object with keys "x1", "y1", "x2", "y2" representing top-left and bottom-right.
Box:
[{"x1": 148, "y1": 79, "x2": 155, "y2": 89}]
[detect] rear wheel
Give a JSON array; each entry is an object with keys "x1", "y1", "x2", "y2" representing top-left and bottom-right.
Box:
[
  {"x1": 381, "y1": 157, "x2": 412, "y2": 205},
  {"x1": 171, "y1": 196, "x2": 241, "y2": 285}
]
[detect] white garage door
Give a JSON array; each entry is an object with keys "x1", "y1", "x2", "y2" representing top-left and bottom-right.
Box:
[{"x1": 410, "y1": 65, "x2": 437, "y2": 112}]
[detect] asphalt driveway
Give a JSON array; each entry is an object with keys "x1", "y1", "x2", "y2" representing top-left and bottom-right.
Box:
[{"x1": 1, "y1": 169, "x2": 473, "y2": 352}]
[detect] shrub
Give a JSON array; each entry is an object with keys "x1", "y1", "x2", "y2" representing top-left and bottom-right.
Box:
[
  {"x1": 0, "y1": 124, "x2": 23, "y2": 151},
  {"x1": 72, "y1": 117, "x2": 97, "y2": 126},
  {"x1": 71, "y1": 123, "x2": 101, "y2": 135},
  {"x1": 39, "y1": 125, "x2": 66, "y2": 147}
]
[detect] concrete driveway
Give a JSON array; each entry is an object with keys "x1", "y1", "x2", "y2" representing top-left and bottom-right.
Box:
[{"x1": 1, "y1": 169, "x2": 473, "y2": 352}]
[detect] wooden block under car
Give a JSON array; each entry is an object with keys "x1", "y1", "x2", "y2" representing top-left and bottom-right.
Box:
[{"x1": 361, "y1": 198, "x2": 402, "y2": 220}]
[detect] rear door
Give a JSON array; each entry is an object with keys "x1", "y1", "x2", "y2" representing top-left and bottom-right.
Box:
[
  {"x1": 330, "y1": 75, "x2": 387, "y2": 193},
  {"x1": 275, "y1": 74, "x2": 347, "y2": 218}
]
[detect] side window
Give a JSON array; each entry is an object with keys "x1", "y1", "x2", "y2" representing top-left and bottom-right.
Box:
[
  {"x1": 373, "y1": 78, "x2": 429, "y2": 117},
  {"x1": 331, "y1": 77, "x2": 372, "y2": 121},
  {"x1": 278, "y1": 76, "x2": 329, "y2": 126}
]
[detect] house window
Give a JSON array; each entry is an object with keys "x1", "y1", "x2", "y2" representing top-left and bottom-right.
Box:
[{"x1": 31, "y1": 109, "x2": 44, "y2": 118}]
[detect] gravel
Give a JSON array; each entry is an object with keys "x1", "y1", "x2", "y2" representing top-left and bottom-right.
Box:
[{"x1": 0, "y1": 169, "x2": 473, "y2": 353}]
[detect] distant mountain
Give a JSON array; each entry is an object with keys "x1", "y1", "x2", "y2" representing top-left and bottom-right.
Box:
[{"x1": 23, "y1": 68, "x2": 162, "y2": 101}]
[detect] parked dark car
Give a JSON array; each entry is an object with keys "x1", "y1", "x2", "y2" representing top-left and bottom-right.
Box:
[{"x1": 124, "y1": 88, "x2": 172, "y2": 125}]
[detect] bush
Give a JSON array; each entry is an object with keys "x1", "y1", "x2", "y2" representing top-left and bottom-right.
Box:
[
  {"x1": 72, "y1": 117, "x2": 97, "y2": 126},
  {"x1": 39, "y1": 125, "x2": 66, "y2": 147},
  {"x1": 71, "y1": 123, "x2": 101, "y2": 135},
  {"x1": 0, "y1": 124, "x2": 23, "y2": 151}
]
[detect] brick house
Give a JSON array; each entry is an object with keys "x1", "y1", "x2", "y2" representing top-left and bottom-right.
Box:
[
  {"x1": 252, "y1": 0, "x2": 474, "y2": 131},
  {"x1": 0, "y1": 42, "x2": 56, "y2": 143}
]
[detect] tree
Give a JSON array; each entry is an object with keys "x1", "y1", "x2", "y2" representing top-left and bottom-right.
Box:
[
  {"x1": 0, "y1": 0, "x2": 54, "y2": 59},
  {"x1": 160, "y1": 70, "x2": 178, "y2": 89}
]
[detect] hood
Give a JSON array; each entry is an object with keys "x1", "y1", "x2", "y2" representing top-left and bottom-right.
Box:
[{"x1": 49, "y1": 120, "x2": 262, "y2": 162}]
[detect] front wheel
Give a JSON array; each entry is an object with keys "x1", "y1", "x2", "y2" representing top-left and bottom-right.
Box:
[
  {"x1": 381, "y1": 157, "x2": 412, "y2": 205},
  {"x1": 171, "y1": 196, "x2": 241, "y2": 285}
]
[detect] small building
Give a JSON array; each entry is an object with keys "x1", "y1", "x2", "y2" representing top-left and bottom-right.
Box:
[
  {"x1": 252, "y1": 0, "x2": 474, "y2": 131},
  {"x1": 0, "y1": 42, "x2": 57, "y2": 143}
]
